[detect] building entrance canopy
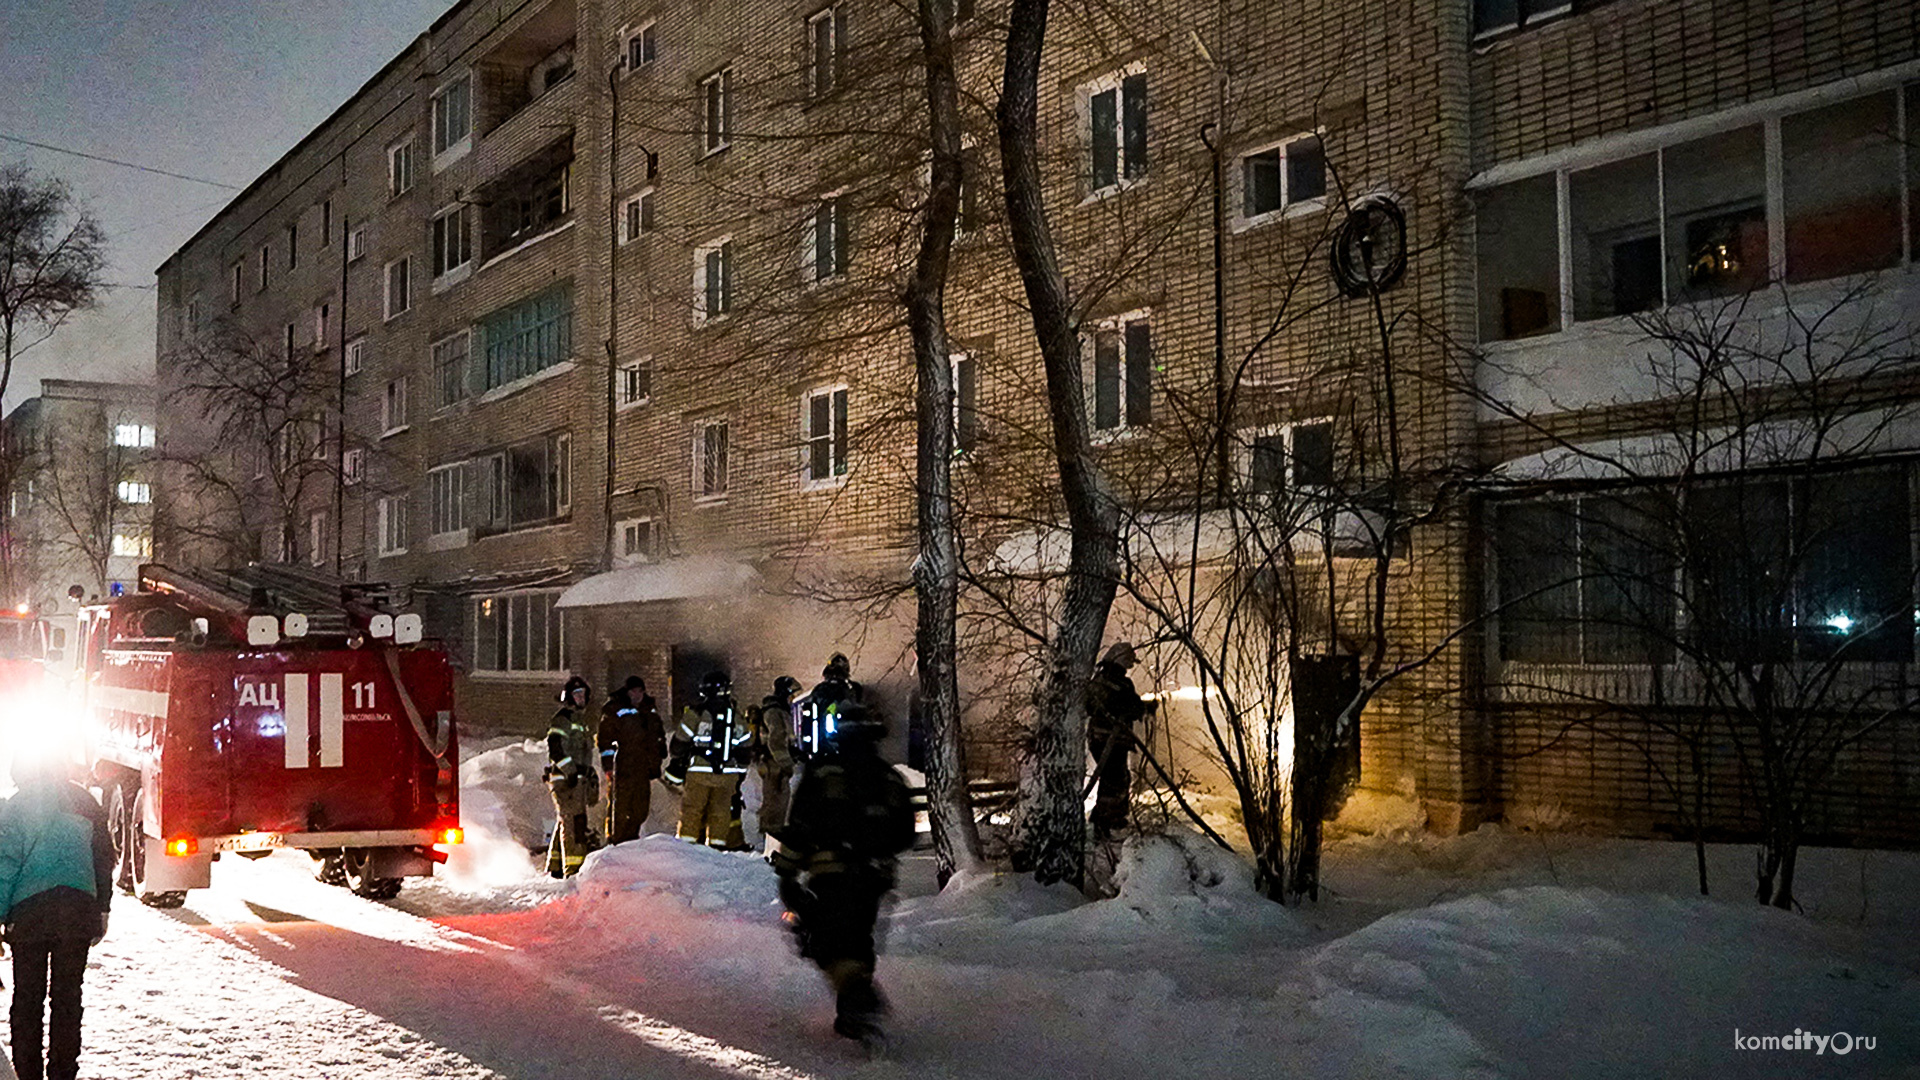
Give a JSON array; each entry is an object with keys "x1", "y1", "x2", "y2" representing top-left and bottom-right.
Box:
[{"x1": 554, "y1": 556, "x2": 758, "y2": 609}]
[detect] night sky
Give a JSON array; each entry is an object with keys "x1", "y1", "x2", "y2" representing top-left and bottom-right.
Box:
[{"x1": 0, "y1": 0, "x2": 457, "y2": 409}]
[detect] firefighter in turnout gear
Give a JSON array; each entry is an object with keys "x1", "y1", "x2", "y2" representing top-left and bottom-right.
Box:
[
  {"x1": 665, "y1": 672, "x2": 753, "y2": 848},
  {"x1": 794, "y1": 653, "x2": 864, "y2": 762},
  {"x1": 1086, "y1": 642, "x2": 1154, "y2": 838},
  {"x1": 753, "y1": 676, "x2": 802, "y2": 846},
  {"x1": 546, "y1": 675, "x2": 602, "y2": 877},
  {"x1": 772, "y1": 700, "x2": 915, "y2": 1045},
  {"x1": 599, "y1": 676, "x2": 666, "y2": 845}
]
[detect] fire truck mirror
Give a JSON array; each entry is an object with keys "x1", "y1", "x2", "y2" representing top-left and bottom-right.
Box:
[
  {"x1": 394, "y1": 613, "x2": 423, "y2": 645},
  {"x1": 283, "y1": 613, "x2": 310, "y2": 638},
  {"x1": 246, "y1": 615, "x2": 280, "y2": 647},
  {"x1": 368, "y1": 614, "x2": 395, "y2": 639}
]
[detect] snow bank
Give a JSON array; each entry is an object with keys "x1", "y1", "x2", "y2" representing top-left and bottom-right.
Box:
[{"x1": 576, "y1": 834, "x2": 780, "y2": 917}]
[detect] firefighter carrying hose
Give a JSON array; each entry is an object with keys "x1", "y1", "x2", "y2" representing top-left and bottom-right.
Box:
[
  {"x1": 546, "y1": 675, "x2": 602, "y2": 878},
  {"x1": 665, "y1": 671, "x2": 753, "y2": 849}
]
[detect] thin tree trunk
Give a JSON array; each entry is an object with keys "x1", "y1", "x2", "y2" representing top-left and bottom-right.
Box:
[
  {"x1": 997, "y1": 0, "x2": 1122, "y2": 891},
  {"x1": 907, "y1": 0, "x2": 983, "y2": 886}
]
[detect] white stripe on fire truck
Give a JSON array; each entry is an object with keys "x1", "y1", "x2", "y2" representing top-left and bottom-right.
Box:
[
  {"x1": 319, "y1": 673, "x2": 344, "y2": 768},
  {"x1": 284, "y1": 673, "x2": 310, "y2": 770},
  {"x1": 92, "y1": 686, "x2": 170, "y2": 719}
]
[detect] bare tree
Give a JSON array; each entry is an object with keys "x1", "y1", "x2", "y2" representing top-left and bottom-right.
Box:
[{"x1": 0, "y1": 165, "x2": 107, "y2": 408}]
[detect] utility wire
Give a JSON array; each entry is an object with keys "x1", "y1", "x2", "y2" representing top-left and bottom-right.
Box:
[{"x1": 0, "y1": 133, "x2": 242, "y2": 190}]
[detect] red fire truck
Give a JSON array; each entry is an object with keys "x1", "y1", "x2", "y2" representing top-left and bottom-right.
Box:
[
  {"x1": 0, "y1": 603, "x2": 48, "y2": 695},
  {"x1": 78, "y1": 564, "x2": 461, "y2": 907}
]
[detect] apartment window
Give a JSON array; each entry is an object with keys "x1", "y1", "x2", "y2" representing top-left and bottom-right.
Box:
[
  {"x1": 802, "y1": 386, "x2": 849, "y2": 486},
  {"x1": 433, "y1": 331, "x2": 470, "y2": 408},
  {"x1": 1782, "y1": 94, "x2": 1902, "y2": 282},
  {"x1": 320, "y1": 200, "x2": 332, "y2": 246},
  {"x1": 385, "y1": 256, "x2": 411, "y2": 319},
  {"x1": 807, "y1": 7, "x2": 847, "y2": 100},
  {"x1": 342, "y1": 447, "x2": 365, "y2": 485},
  {"x1": 429, "y1": 462, "x2": 468, "y2": 536},
  {"x1": 432, "y1": 76, "x2": 472, "y2": 158},
  {"x1": 383, "y1": 376, "x2": 409, "y2": 435},
  {"x1": 806, "y1": 197, "x2": 848, "y2": 283},
  {"x1": 1083, "y1": 66, "x2": 1147, "y2": 194},
  {"x1": 257, "y1": 246, "x2": 270, "y2": 291},
  {"x1": 1247, "y1": 420, "x2": 1335, "y2": 497},
  {"x1": 694, "y1": 419, "x2": 729, "y2": 500},
  {"x1": 286, "y1": 222, "x2": 298, "y2": 268},
  {"x1": 284, "y1": 323, "x2": 297, "y2": 363},
  {"x1": 113, "y1": 424, "x2": 155, "y2": 449},
  {"x1": 482, "y1": 432, "x2": 571, "y2": 528},
  {"x1": 952, "y1": 351, "x2": 978, "y2": 453},
  {"x1": 116, "y1": 481, "x2": 152, "y2": 504},
  {"x1": 619, "y1": 189, "x2": 656, "y2": 244},
  {"x1": 482, "y1": 150, "x2": 573, "y2": 251},
  {"x1": 313, "y1": 303, "x2": 330, "y2": 349},
  {"x1": 432, "y1": 204, "x2": 473, "y2": 278},
  {"x1": 1474, "y1": 0, "x2": 1589, "y2": 36},
  {"x1": 111, "y1": 530, "x2": 153, "y2": 560},
  {"x1": 229, "y1": 262, "x2": 242, "y2": 305},
  {"x1": 389, "y1": 135, "x2": 415, "y2": 196},
  {"x1": 472, "y1": 591, "x2": 567, "y2": 673},
  {"x1": 186, "y1": 296, "x2": 201, "y2": 336},
  {"x1": 617, "y1": 517, "x2": 656, "y2": 563},
  {"x1": 701, "y1": 68, "x2": 732, "y2": 155},
  {"x1": 1495, "y1": 495, "x2": 1673, "y2": 665},
  {"x1": 1241, "y1": 134, "x2": 1326, "y2": 221},
  {"x1": 377, "y1": 495, "x2": 410, "y2": 556},
  {"x1": 481, "y1": 285, "x2": 573, "y2": 389},
  {"x1": 626, "y1": 22, "x2": 657, "y2": 71},
  {"x1": 1088, "y1": 315, "x2": 1152, "y2": 433},
  {"x1": 619, "y1": 359, "x2": 652, "y2": 408},
  {"x1": 694, "y1": 238, "x2": 733, "y2": 324},
  {"x1": 308, "y1": 512, "x2": 328, "y2": 567},
  {"x1": 345, "y1": 337, "x2": 366, "y2": 376},
  {"x1": 348, "y1": 227, "x2": 367, "y2": 262}
]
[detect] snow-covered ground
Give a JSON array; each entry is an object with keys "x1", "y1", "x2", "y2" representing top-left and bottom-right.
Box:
[{"x1": 7, "y1": 741, "x2": 1914, "y2": 1079}]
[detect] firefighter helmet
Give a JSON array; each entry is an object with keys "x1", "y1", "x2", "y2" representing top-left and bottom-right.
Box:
[
  {"x1": 824, "y1": 653, "x2": 851, "y2": 681},
  {"x1": 558, "y1": 674, "x2": 591, "y2": 704},
  {"x1": 773, "y1": 675, "x2": 802, "y2": 699},
  {"x1": 700, "y1": 671, "x2": 732, "y2": 695}
]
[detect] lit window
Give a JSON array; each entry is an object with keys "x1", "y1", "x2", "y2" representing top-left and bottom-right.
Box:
[
  {"x1": 111, "y1": 531, "x2": 153, "y2": 559},
  {"x1": 113, "y1": 424, "x2": 156, "y2": 449},
  {"x1": 117, "y1": 481, "x2": 152, "y2": 504}
]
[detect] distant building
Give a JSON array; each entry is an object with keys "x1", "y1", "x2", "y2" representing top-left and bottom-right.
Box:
[{"x1": 2, "y1": 379, "x2": 158, "y2": 634}]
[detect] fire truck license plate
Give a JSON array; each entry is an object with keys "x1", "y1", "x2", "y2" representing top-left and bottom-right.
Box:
[{"x1": 224, "y1": 832, "x2": 282, "y2": 853}]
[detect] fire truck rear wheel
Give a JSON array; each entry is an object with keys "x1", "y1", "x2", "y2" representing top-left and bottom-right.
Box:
[
  {"x1": 107, "y1": 781, "x2": 137, "y2": 895},
  {"x1": 342, "y1": 849, "x2": 402, "y2": 900},
  {"x1": 317, "y1": 852, "x2": 349, "y2": 887}
]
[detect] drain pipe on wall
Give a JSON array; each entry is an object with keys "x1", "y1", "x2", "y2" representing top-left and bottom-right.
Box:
[{"x1": 604, "y1": 60, "x2": 621, "y2": 575}]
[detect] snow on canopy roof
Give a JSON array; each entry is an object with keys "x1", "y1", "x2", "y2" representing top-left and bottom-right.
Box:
[{"x1": 554, "y1": 556, "x2": 758, "y2": 609}]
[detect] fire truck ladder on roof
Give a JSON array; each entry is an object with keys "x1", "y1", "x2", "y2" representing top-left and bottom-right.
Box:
[{"x1": 137, "y1": 563, "x2": 395, "y2": 639}]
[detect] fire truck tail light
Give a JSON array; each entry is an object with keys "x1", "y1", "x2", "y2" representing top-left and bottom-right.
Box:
[
  {"x1": 165, "y1": 835, "x2": 198, "y2": 857},
  {"x1": 438, "y1": 827, "x2": 464, "y2": 845}
]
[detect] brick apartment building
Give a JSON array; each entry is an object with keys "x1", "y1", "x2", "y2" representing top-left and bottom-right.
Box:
[
  {"x1": 2, "y1": 379, "x2": 158, "y2": 637},
  {"x1": 154, "y1": 0, "x2": 1920, "y2": 841}
]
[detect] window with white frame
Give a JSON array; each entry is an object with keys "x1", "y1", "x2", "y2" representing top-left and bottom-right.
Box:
[
  {"x1": 480, "y1": 432, "x2": 571, "y2": 529},
  {"x1": 308, "y1": 511, "x2": 328, "y2": 567},
  {"x1": 432, "y1": 75, "x2": 471, "y2": 159},
  {"x1": 348, "y1": 227, "x2": 367, "y2": 262},
  {"x1": 700, "y1": 68, "x2": 732, "y2": 155},
  {"x1": 694, "y1": 419, "x2": 729, "y2": 500},
  {"x1": 428, "y1": 462, "x2": 468, "y2": 536},
  {"x1": 1081, "y1": 65, "x2": 1147, "y2": 194},
  {"x1": 951, "y1": 351, "x2": 977, "y2": 453},
  {"x1": 1475, "y1": 84, "x2": 1917, "y2": 343},
  {"x1": 383, "y1": 376, "x2": 409, "y2": 434},
  {"x1": 117, "y1": 480, "x2": 151, "y2": 504},
  {"x1": 1240, "y1": 133, "x2": 1326, "y2": 223},
  {"x1": 806, "y1": 196, "x2": 848, "y2": 283},
  {"x1": 619, "y1": 188, "x2": 655, "y2": 244},
  {"x1": 480, "y1": 285, "x2": 572, "y2": 389},
  {"x1": 807, "y1": 6, "x2": 846, "y2": 100},
  {"x1": 385, "y1": 256, "x2": 411, "y2": 319},
  {"x1": 388, "y1": 135, "x2": 415, "y2": 196},
  {"x1": 617, "y1": 517, "x2": 657, "y2": 563},
  {"x1": 472, "y1": 590, "x2": 567, "y2": 673},
  {"x1": 625, "y1": 22, "x2": 657, "y2": 71},
  {"x1": 113, "y1": 424, "x2": 155, "y2": 449},
  {"x1": 433, "y1": 330, "x2": 470, "y2": 408},
  {"x1": 432, "y1": 204, "x2": 473, "y2": 278},
  {"x1": 377, "y1": 494, "x2": 410, "y2": 555},
  {"x1": 1246, "y1": 419, "x2": 1336, "y2": 498},
  {"x1": 1087, "y1": 314, "x2": 1152, "y2": 434},
  {"x1": 619, "y1": 358, "x2": 652, "y2": 407},
  {"x1": 257, "y1": 246, "x2": 270, "y2": 291},
  {"x1": 802, "y1": 386, "x2": 849, "y2": 486},
  {"x1": 694, "y1": 238, "x2": 733, "y2": 324},
  {"x1": 111, "y1": 529, "x2": 153, "y2": 559},
  {"x1": 342, "y1": 447, "x2": 365, "y2": 485},
  {"x1": 345, "y1": 337, "x2": 366, "y2": 375}
]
